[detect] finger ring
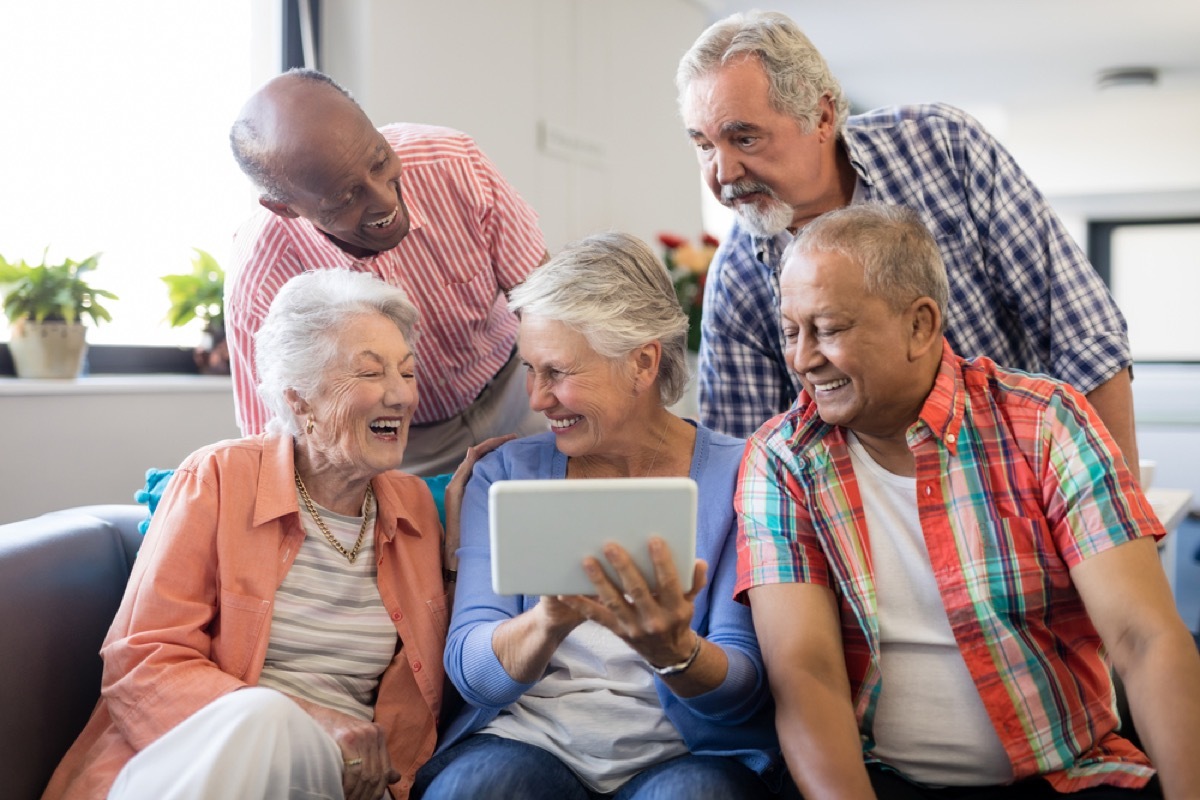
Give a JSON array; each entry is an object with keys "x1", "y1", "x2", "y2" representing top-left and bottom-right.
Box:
[{"x1": 344, "y1": 757, "x2": 363, "y2": 767}]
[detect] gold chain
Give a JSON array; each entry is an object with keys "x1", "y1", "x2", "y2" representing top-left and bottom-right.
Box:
[
  {"x1": 643, "y1": 416, "x2": 670, "y2": 477},
  {"x1": 294, "y1": 470, "x2": 374, "y2": 564}
]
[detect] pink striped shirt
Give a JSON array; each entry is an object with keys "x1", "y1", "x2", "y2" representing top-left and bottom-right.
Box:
[{"x1": 227, "y1": 123, "x2": 545, "y2": 432}]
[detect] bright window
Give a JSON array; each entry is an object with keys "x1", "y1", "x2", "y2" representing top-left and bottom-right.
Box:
[
  {"x1": 0, "y1": 1, "x2": 260, "y2": 346},
  {"x1": 1107, "y1": 221, "x2": 1200, "y2": 362}
]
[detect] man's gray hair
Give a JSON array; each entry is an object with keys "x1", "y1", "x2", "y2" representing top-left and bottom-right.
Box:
[
  {"x1": 786, "y1": 204, "x2": 949, "y2": 327},
  {"x1": 255, "y1": 268, "x2": 420, "y2": 436},
  {"x1": 508, "y1": 232, "x2": 690, "y2": 407},
  {"x1": 677, "y1": 10, "x2": 849, "y2": 134},
  {"x1": 229, "y1": 68, "x2": 356, "y2": 204}
]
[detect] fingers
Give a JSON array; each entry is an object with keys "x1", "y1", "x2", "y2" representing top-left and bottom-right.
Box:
[{"x1": 338, "y1": 722, "x2": 393, "y2": 800}]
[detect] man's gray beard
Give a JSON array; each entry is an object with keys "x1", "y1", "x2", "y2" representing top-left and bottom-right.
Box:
[{"x1": 735, "y1": 198, "x2": 794, "y2": 237}]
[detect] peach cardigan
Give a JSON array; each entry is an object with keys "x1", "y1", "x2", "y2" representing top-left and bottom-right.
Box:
[{"x1": 42, "y1": 433, "x2": 448, "y2": 800}]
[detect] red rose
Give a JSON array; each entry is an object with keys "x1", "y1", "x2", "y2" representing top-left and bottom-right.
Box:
[{"x1": 657, "y1": 233, "x2": 687, "y2": 250}]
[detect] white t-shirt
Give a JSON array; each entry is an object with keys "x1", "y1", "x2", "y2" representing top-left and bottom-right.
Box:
[
  {"x1": 847, "y1": 433, "x2": 1012, "y2": 786},
  {"x1": 482, "y1": 621, "x2": 687, "y2": 792}
]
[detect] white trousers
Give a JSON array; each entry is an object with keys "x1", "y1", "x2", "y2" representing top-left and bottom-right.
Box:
[{"x1": 108, "y1": 687, "x2": 345, "y2": 800}]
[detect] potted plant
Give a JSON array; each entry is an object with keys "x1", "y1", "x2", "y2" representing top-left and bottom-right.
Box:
[
  {"x1": 161, "y1": 247, "x2": 228, "y2": 375},
  {"x1": 0, "y1": 250, "x2": 117, "y2": 378}
]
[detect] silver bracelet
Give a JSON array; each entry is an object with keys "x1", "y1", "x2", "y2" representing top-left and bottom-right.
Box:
[{"x1": 649, "y1": 633, "x2": 703, "y2": 677}]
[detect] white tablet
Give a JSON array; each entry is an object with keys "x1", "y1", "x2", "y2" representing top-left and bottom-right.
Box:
[{"x1": 488, "y1": 477, "x2": 698, "y2": 596}]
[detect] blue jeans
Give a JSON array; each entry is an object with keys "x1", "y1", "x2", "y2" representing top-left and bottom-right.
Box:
[{"x1": 413, "y1": 734, "x2": 774, "y2": 800}]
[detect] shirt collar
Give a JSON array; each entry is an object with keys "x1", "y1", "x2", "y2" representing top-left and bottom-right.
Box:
[
  {"x1": 786, "y1": 338, "x2": 963, "y2": 457},
  {"x1": 913, "y1": 338, "x2": 965, "y2": 456},
  {"x1": 251, "y1": 433, "x2": 424, "y2": 542}
]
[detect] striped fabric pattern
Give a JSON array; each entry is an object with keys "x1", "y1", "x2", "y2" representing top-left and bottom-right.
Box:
[
  {"x1": 735, "y1": 340, "x2": 1162, "y2": 791},
  {"x1": 227, "y1": 123, "x2": 545, "y2": 433},
  {"x1": 256, "y1": 500, "x2": 397, "y2": 721},
  {"x1": 698, "y1": 103, "x2": 1131, "y2": 439}
]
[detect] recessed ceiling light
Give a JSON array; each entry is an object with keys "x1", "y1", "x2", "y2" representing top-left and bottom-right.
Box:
[{"x1": 1096, "y1": 67, "x2": 1159, "y2": 90}]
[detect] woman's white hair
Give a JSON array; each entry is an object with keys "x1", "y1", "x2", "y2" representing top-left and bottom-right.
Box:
[
  {"x1": 677, "y1": 10, "x2": 849, "y2": 134},
  {"x1": 508, "y1": 232, "x2": 690, "y2": 407},
  {"x1": 255, "y1": 269, "x2": 420, "y2": 437}
]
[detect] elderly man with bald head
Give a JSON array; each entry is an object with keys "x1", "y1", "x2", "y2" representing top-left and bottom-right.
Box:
[{"x1": 228, "y1": 69, "x2": 548, "y2": 476}]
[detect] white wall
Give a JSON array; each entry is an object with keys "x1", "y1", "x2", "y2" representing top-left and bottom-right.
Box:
[
  {"x1": 320, "y1": 0, "x2": 710, "y2": 252},
  {"x1": 0, "y1": 379, "x2": 240, "y2": 525}
]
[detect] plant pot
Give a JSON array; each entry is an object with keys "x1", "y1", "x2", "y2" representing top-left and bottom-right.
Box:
[{"x1": 8, "y1": 319, "x2": 88, "y2": 379}]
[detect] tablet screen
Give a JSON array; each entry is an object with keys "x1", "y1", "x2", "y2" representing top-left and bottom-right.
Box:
[{"x1": 488, "y1": 477, "x2": 698, "y2": 596}]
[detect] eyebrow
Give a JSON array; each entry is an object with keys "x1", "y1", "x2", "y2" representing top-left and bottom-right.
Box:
[{"x1": 718, "y1": 120, "x2": 763, "y2": 137}]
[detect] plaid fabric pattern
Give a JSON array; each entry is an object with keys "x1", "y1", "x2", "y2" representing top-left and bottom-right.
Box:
[
  {"x1": 735, "y1": 341, "x2": 1162, "y2": 792},
  {"x1": 699, "y1": 103, "x2": 1131, "y2": 439}
]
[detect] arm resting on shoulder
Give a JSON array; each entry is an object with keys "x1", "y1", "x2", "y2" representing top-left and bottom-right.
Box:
[
  {"x1": 1071, "y1": 537, "x2": 1200, "y2": 798},
  {"x1": 748, "y1": 583, "x2": 875, "y2": 799},
  {"x1": 1084, "y1": 368, "x2": 1139, "y2": 475}
]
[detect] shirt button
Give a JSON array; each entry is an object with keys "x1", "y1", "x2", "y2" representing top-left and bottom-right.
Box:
[
  {"x1": 413, "y1": 660, "x2": 423, "y2": 672},
  {"x1": 946, "y1": 433, "x2": 956, "y2": 443},
  {"x1": 924, "y1": 485, "x2": 932, "y2": 497},
  {"x1": 392, "y1": 611, "x2": 403, "y2": 621}
]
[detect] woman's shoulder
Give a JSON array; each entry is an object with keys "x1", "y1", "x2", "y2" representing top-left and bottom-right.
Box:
[
  {"x1": 692, "y1": 423, "x2": 748, "y2": 476},
  {"x1": 476, "y1": 431, "x2": 561, "y2": 481}
]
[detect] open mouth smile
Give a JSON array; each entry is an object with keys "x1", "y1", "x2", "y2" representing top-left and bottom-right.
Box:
[{"x1": 365, "y1": 206, "x2": 399, "y2": 230}]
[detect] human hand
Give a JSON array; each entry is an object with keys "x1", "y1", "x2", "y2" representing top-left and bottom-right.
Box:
[
  {"x1": 560, "y1": 537, "x2": 707, "y2": 668},
  {"x1": 291, "y1": 696, "x2": 399, "y2": 800},
  {"x1": 444, "y1": 434, "x2": 518, "y2": 570}
]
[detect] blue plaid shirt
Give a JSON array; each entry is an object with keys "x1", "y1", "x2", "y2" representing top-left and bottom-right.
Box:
[{"x1": 698, "y1": 103, "x2": 1131, "y2": 439}]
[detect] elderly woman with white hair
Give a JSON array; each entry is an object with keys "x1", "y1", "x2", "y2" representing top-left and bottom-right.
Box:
[
  {"x1": 413, "y1": 233, "x2": 782, "y2": 800},
  {"x1": 44, "y1": 269, "x2": 470, "y2": 800}
]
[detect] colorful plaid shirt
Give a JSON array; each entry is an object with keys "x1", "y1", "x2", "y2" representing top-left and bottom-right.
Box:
[
  {"x1": 698, "y1": 103, "x2": 1131, "y2": 439},
  {"x1": 735, "y1": 340, "x2": 1162, "y2": 791}
]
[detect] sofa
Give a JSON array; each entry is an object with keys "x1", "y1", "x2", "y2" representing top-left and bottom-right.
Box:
[{"x1": 0, "y1": 504, "x2": 147, "y2": 800}]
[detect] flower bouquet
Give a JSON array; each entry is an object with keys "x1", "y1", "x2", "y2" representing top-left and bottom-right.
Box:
[{"x1": 658, "y1": 232, "x2": 718, "y2": 352}]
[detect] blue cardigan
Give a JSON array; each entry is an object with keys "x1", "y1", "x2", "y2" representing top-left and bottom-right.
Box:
[{"x1": 439, "y1": 425, "x2": 781, "y2": 782}]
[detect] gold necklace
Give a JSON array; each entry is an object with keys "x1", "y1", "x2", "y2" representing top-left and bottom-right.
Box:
[
  {"x1": 643, "y1": 417, "x2": 670, "y2": 477},
  {"x1": 294, "y1": 470, "x2": 374, "y2": 564}
]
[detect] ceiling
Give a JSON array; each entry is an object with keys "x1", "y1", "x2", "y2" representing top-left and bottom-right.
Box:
[{"x1": 707, "y1": 0, "x2": 1200, "y2": 115}]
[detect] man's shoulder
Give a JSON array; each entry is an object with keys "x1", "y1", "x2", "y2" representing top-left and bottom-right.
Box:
[
  {"x1": 847, "y1": 102, "x2": 983, "y2": 134},
  {"x1": 379, "y1": 122, "x2": 480, "y2": 162},
  {"x1": 959, "y1": 354, "x2": 1080, "y2": 416}
]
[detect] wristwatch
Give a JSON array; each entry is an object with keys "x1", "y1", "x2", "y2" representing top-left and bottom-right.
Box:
[{"x1": 649, "y1": 633, "x2": 703, "y2": 677}]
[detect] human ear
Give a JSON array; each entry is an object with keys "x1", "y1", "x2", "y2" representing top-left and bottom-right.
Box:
[
  {"x1": 907, "y1": 298, "x2": 941, "y2": 360},
  {"x1": 260, "y1": 197, "x2": 300, "y2": 219},
  {"x1": 284, "y1": 387, "x2": 310, "y2": 418},
  {"x1": 631, "y1": 341, "x2": 662, "y2": 394}
]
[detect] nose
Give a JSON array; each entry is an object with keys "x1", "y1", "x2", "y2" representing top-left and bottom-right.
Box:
[
  {"x1": 384, "y1": 372, "x2": 417, "y2": 409},
  {"x1": 788, "y1": 331, "x2": 825, "y2": 377},
  {"x1": 365, "y1": 172, "x2": 398, "y2": 210},
  {"x1": 713, "y1": 145, "x2": 744, "y2": 187},
  {"x1": 526, "y1": 370, "x2": 554, "y2": 413}
]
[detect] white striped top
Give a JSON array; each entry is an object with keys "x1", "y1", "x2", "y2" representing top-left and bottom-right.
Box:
[
  {"x1": 227, "y1": 123, "x2": 545, "y2": 433},
  {"x1": 256, "y1": 498, "x2": 396, "y2": 720}
]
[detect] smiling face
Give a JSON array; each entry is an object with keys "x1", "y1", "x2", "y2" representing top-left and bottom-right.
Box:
[
  {"x1": 517, "y1": 315, "x2": 640, "y2": 459},
  {"x1": 780, "y1": 248, "x2": 933, "y2": 446},
  {"x1": 301, "y1": 312, "x2": 419, "y2": 482},
  {"x1": 263, "y1": 85, "x2": 410, "y2": 257},
  {"x1": 682, "y1": 56, "x2": 846, "y2": 235}
]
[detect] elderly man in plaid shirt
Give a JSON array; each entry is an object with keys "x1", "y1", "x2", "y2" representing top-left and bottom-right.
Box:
[
  {"x1": 678, "y1": 11, "x2": 1139, "y2": 475},
  {"x1": 735, "y1": 204, "x2": 1200, "y2": 799}
]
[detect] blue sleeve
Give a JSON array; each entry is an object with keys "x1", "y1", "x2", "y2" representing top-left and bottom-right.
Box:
[
  {"x1": 660, "y1": 432, "x2": 770, "y2": 725},
  {"x1": 442, "y1": 450, "x2": 537, "y2": 709},
  {"x1": 698, "y1": 223, "x2": 799, "y2": 439}
]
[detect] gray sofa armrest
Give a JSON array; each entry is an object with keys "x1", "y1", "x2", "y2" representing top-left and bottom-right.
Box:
[{"x1": 0, "y1": 506, "x2": 145, "y2": 800}]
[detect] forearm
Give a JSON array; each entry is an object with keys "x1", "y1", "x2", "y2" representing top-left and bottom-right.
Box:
[
  {"x1": 1085, "y1": 368, "x2": 1139, "y2": 474},
  {"x1": 657, "y1": 634, "x2": 728, "y2": 698},
  {"x1": 490, "y1": 604, "x2": 579, "y2": 684},
  {"x1": 774, "y1": 671, "x2": 875, "y2": 799},
  {"x1": 1117, "y1": 626, "x2": 1200, "y2": 798}
]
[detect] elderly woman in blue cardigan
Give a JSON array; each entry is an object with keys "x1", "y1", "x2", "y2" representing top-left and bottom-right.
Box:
[{"x1": 413, "y1": 232, "x2": 781, "y2": 800}]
